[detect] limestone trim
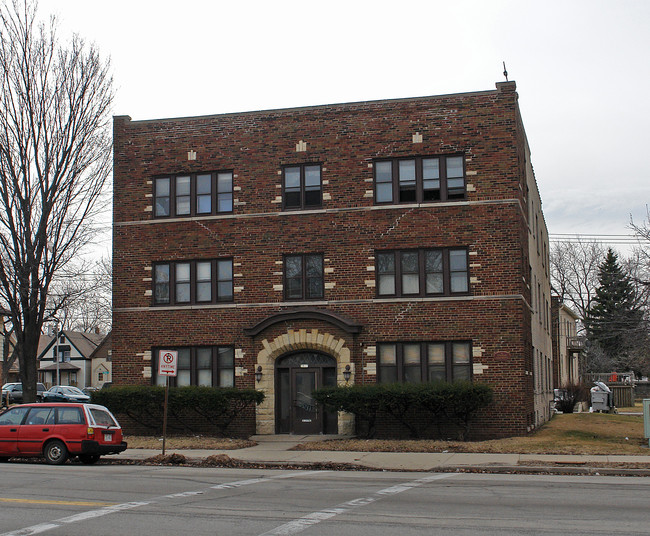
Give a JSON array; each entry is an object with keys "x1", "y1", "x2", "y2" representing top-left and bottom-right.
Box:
[{"x1": 254, "y1": 328, "x2": 354, "y2": 436}]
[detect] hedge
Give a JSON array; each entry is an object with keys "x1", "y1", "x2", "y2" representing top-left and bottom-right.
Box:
[
  {"x1": 91, "y1": 385, "x2": 264, "y2": 437},
  {"x1": 313, "y1": 381, "x2": 493, "y2": 440}
]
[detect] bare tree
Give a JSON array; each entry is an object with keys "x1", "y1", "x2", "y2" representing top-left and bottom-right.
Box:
[
  {"x1": 629, "y1": 206, "x2": 650, "y2": 284},
  {"x1": 50, "y1": 256, "x2": 112, "y2": 333},
  {"x1": 0, "y1": 0, "x2": 112, "y2": 401},
  {"x1": 550, "y1": 239, "x2": 607, "y2": 325}
]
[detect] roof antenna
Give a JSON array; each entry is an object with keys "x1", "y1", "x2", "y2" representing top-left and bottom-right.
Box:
[{"x1": 502, "y1": 61, "x2": 509, "y2": 81}]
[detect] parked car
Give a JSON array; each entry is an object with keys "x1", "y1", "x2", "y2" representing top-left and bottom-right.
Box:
[
  {"x1": 1, "y1": 383, "x2": 47, "y2": 405},
  {"x1": 0, "y1": 402, "x2": 127, "y2": 464},
  {"x1": 81, "y1": 386, "x2": 99, "y2": 396},
  {"x1": 42, "y1": 386, "x2": 91, "y2": 403}
]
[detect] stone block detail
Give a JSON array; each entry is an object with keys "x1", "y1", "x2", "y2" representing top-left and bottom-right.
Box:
[{"x1": 473, "y1": 363, "x2": 489, "y2": 374}]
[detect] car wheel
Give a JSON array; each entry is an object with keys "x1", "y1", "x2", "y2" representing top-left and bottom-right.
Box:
[
  {"x1": 78, "y1": 454, "x2": 100, "y2": 465},
  {"x1": 44, "y1": 440, "x2": 68, "y2": 465}
]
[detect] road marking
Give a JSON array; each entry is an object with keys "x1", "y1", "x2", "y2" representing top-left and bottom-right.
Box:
[
  {"x1": 258, "y1": 473, "x2": 458, "y2": 536},
  {"x1": 0, "y1": 498, "x2": 115, "y2": 507},
  {"x1": 0, "y1": 470, "x2": 326, "y2": 536}
]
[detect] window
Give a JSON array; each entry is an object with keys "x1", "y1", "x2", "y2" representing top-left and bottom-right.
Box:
[
  {"x1": 378, "y1": 342, "x2": 472, "y2": 383},
  {"x1": 376, "y1": 248, "x2": 469, "y2": 297},
  {"x1": 53, "y1": 345, "x2": 71, "y2": 363},
  {"x1": 153, "y1": 172, "x2": 233, "y2": 218},
  {"x1": 153, "y1": 346, "x2": 235, "y2": 387},
  {"x1": 374, "y1": 155, "x2": 465, "y2": 204},
  {"x1": 284, "y1": 254, "x2": 324, "y2": 300},
  {"x1": 57, "y1": 407, "x2": 84, "y2": 425},
  {"x1": 153, "y1": 259, "x2": 233, "y2": 305},
  {"x1": 283, "y1": 164, "x2": 321, "y2": 210}
]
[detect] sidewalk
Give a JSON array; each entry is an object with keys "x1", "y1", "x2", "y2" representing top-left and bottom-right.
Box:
[{"x1": 111, "y1": 435, "x2": 650, "y2": 475}]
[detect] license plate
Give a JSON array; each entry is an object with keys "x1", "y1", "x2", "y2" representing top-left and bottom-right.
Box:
[{"x1": 103, "y1": 433, "x2": 113, "y2": 442}]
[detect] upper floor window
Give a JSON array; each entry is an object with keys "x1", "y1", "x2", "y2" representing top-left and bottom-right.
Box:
[
  {"x1": 283, "y1": 164, "x2": 321, "y2": 210},
  {"x1": 374, "y1": 155, "x2": 465, "y2": 204},
  {"x1": 153, "y1": 346, "x2": 234, "y2": 387},
  {"x1": 376, "y1": 248, "x2": 469, "y2": 297},
  {"x1": 377, "y1": 341, "x2": 472, "y2": 383},
  {"x1": 53, "y1": 345, "x2": 71, "y2": 363},
  {"x1": 284, "y1": 254, "x2": 324, "y2": 300},
  {"x1": 153, "y1": 259, "x2": 233, "y2": 305},
  {"x1": 154, "y1": 172, "x2": 233, "y2": 218}
]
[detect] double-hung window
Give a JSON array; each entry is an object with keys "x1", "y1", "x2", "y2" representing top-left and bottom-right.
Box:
[
  {"x1": 153, "y1": 259, "x2": 233, "y2": 305},
  {"x1": 154, "y1": 172, "x2": 233, "y2": 217},
  {"x1": 374, "y1": 155, "x2": 465, "y2": 204},
  {"x1": 154, "y1": 346, "x2": 235, "y2": 387},
  {"x1": 376, "y1": 248, "x2": 469, "y2": 297},
  {"x1": 284, "y1": 254, "x2": 324, "y2": 300},
  {"x1": 283, "y1": 164, "x2": 322, "y2": 210},
  {"x1": 377, "y1": 342, "x2": 472, "y2": 383}
]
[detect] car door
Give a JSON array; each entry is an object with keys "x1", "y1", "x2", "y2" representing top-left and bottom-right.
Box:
[
  {"x1": 17, "y1": 406, "x2": 56, "y2": 455},
  {"x1": 0, "y1": 407, "x2": 30, "y2": 456},
  {"x1": 54, "y1": 406, "x2": 87, "y2": 454}
]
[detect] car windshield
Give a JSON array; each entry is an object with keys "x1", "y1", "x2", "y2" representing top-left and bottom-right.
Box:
[{"x1": 63, "y1": 387, "x2": 84, "y2": 395}]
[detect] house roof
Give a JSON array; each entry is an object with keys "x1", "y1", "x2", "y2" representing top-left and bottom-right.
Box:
[
  {"x1": 38, "y1": 362, "x2": 81, "y2": 372},
  {"x1": 89, "y1": 331, "x2": 112, "y2": 360},
  {"x1": 38, "y1": 330, "x2": 106, "y2": 360}
]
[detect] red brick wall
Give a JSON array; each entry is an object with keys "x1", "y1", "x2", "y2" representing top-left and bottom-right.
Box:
[{"x1": 113, "y1": 82, "x2": 536, "y2": 438}]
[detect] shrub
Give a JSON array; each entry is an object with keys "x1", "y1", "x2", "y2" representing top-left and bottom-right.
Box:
[
  {"x1": 313, "y1": 381, "x2": 493, "y2": 440},
  {"x1": 91, "y1": 385, "x2": 264, "y2": 436},
  {"x1": 313, "y1": 384, "x2": 383, "y2": 438},
  {"x1": 554, "y1": 382, "x2": 590, "y2": 413}
]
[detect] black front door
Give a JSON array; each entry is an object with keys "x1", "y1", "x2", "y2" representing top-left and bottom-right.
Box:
[
  {"x1": 276, "y1": 352, "x2": 337, "y2": 434},
  {"x1": 292, "y1": 368, "x2": 320, "y2": 434}
]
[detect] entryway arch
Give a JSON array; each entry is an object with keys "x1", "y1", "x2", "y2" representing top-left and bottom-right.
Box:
[{"x1": 253, "y1": 328, "x2": 355, "y2": 435}]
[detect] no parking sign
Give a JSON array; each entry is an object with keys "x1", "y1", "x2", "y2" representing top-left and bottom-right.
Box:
[{"x1": 158, "y1": 350, "x2": 178, "y2": 377}]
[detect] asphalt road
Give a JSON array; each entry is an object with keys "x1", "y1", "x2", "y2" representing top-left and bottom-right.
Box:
[{"x1": 0, "y1": 463, "x2": 649, "y2": 535}]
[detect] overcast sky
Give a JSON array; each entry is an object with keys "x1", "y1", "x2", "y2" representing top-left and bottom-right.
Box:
[{"x1": 50, "y1": 0, "x2": 650, "y2": 256}]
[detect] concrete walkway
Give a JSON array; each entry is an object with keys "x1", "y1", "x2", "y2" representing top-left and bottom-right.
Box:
[{"x1": 111, "y1": 434, "x2": 650, "y2": 474}]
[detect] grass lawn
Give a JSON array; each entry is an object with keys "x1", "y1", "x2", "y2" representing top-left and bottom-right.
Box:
[
  {"x1": 122, "y1": 412, "x2": 649, "y2": 455},
  {"x1": 292, "y1": 413, "x2": 649, "y2": 455}
]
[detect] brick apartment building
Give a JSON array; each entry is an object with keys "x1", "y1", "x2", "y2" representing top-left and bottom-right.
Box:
[{"x1": 112, "y1": 80, "x2": 553, "y2": 438}]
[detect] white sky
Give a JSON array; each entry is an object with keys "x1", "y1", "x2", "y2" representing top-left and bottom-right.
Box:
[{"x1": 48, "y1": 0, "x2": 650, "y2": 256}]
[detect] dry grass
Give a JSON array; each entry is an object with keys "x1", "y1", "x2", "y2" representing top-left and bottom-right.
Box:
[
  {"x1": 125, "y1": 436, "x2": 256, "y2": 450},
  {"x1": 292, "y1": 413, "x2": 649, "y2": 455}
]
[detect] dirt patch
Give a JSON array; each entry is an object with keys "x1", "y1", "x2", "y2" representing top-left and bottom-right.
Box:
[{"x1": 125, "y1": 436, "x2": 256, "y2": 450}]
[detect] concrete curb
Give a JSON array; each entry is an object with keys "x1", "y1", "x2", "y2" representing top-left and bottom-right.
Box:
[{"x1": 109, "y1": 455, "x2": 650, "y2": 477}]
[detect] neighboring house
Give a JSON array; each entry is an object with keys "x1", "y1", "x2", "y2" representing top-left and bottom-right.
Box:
[
  {"x1": 112, "y1": 80, "x2": 553, "y2": 438},
  {"x1": 89, "y1": 331, "x2": 112, "y2": 388},
  {"x1": 37, "y1": 331, "x2": 105, "y2": 388},
  {"x1": 551, "y1": 296, "x2": 582, "y2": 388}
]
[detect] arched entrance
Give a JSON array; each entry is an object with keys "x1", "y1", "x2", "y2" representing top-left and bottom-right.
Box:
[{"x1": 275, "y1": 352, "x2": 338, "y2": 434}]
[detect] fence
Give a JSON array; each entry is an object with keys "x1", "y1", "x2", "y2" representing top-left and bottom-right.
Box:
[
  {"x1": 610, "y1": 385, "x2": 634, "y2": 408},
  {"x1": 584, "y1": 372, "x2": 635, "y2": 385}
]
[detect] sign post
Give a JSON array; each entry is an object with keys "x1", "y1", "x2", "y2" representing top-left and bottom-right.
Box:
[{"x1": 157, "y1": 350, "x2": 178, "y2": 455}]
